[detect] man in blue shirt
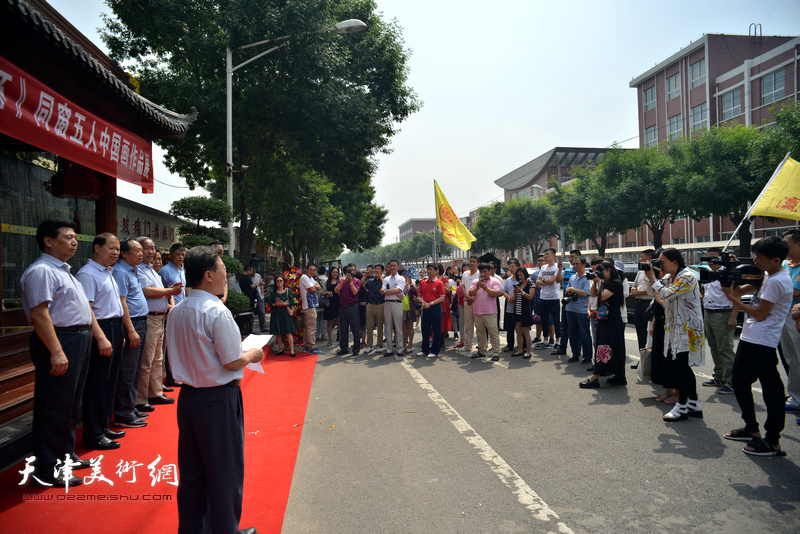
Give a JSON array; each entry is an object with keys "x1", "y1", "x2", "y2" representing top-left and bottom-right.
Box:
[
  {"x1": 564, "y1": 256, "x2": 592, "y2": 364},
  {"x1": 112, "y1": 238, "x2": 150, "y2": 428},
  {"x1": 76, "y1": 233, "x2": 127, "y2": 450},
  {"x1": 159, "y1": 243, "x2": 187, "y2": 304},
  {"x1": 21, "y1": 219, "x2": 110, "y2": 487}
]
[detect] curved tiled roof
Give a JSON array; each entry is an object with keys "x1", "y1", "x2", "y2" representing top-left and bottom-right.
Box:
[{"x1": 2, "y1": 0, "x2": 197, "y2": 139}]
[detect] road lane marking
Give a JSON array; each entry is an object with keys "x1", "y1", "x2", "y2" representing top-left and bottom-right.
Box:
[{"x1": 400, "y1": 360, "x2": 574, "y2": 534}]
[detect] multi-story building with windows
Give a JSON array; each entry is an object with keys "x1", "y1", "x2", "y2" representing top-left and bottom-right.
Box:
[{"x1": 626, "y1": 33, "x2": 800, "y2": 258}]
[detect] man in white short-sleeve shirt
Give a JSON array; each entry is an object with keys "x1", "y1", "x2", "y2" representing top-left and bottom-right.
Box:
[
  {"x1": 300, "y1": 263, "x2": 323, "y2": 354},
  {"x1": 722, "y1": 236, "x2": 792, "y2": 456}
]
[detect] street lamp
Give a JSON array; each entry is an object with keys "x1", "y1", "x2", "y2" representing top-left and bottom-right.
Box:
[{"x1": 225, "y1": 19, "x2": 367, "y2": 257}]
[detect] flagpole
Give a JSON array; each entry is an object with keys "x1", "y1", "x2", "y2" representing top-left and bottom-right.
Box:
[{"x1": 722, "y1": 152, "x2": 791, "y2": 253}]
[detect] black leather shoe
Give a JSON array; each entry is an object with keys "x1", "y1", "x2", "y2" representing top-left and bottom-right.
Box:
[
  {"x1": 579, "y1": 378, "x2": 600, "y2": 389},
  {"x1": 106, "y1": 429, "x2": 126, "y2": 439},
  {"x1": 149, "y1": 395, "x2": 176, "y2": 405},
  {"x1": 84, "y1": 436, "x2": 121, "y2": 450},
  {"x1": 566, "y1": 356, "x2": 579, "y2": 362},
  {"x1": 136, "y1": 403, "x2": 155, "y2": 412},
  {"x1": 135, "y1": 411, "x2": 150, "y2": 419},
  {"x1": 238, "y1": 528, "x2": 258, "y2": 534},
  {"x1": 162, "y1": 385, "x2": 174, "y2": 392},
  {"x1": 70, "y1": 454, "x2": 92, "y2": 470}
]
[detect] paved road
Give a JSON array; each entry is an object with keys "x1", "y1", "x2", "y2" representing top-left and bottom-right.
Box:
[{"x1": 282, "y1": 323, "x2": 800, "y2": 534}]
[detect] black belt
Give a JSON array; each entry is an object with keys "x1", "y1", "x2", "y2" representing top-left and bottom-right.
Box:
[
  {"x1": 54, "y1": 325, "x2": 91, "y2": 332},
  {"x1": 706, "y1": 308, "x2": 733, "y2": 313},
  {"x1": 183, "y1": 379, "x2": 240, "y2": 389},
  {"x1": 368, "y1": 302, "x2": 384, "y2": 305},
  {"x1": 130, "y1": 315, "x2": 147, "y2": 321},
  {"x1": 97, "y1": 317, "x2": 122, "y2": 324},
  {"x1": 148, "y1": 311, "x2": 167, "y2": 316},
  {"x1": 386, "y1": 300, "x2": 401, "y2": 303},
  {"x1": 343, "y1": 302, "x2": 359, "y2": 307}
]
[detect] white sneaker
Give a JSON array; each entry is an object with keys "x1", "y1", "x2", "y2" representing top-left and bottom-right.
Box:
[
  {"x1": 416, "y1": 351, "x2": 426, "y2": 357},
  {"x1": 427, "y1": 353, "x2": 436, "y2": 360},
  {"x1": 374, "y1": 347, "x2": 384, "y2": 353},
  {"x1": 363, "y1": 347, "x2": 373, "y2": 354}
]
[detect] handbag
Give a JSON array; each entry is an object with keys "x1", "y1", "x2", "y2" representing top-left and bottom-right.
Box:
[
  {"x1": 402, "y1": 295, "x2": 411, "y2": 312},
  {"x1": 319, "y1": 296, "x2": 331, "y2": 308},
  {"x1": 531, "y1": 313, "x2": 541, "y2": 325},
  {"x1": 637, "y1": 347, "x2": 652, "y2": 383}
]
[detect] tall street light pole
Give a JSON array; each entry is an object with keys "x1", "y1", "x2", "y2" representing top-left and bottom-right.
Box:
[{"x1": 225, "y1": 19, "x2": 367, "y2": 257}]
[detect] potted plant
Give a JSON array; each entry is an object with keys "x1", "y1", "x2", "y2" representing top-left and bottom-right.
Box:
[{"x1": 225, "y1": 291, "x2": 254, "y2": 336}]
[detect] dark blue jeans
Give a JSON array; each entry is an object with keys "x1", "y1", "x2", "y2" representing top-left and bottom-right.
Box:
[
  {"x1": 567, "y1": 310, "x2": 592, "y2": 361},
  {"x1": 421, "y1": 304, "x2": 442, "y2": 356},
  {"x1": 539, "y1": 299, "x2": 561, "y2": 342}
]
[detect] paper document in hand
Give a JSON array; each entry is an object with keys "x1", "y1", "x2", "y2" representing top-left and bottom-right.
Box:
[{"x1": 241, "y1": 334, "x2": 273, "y2": 374}]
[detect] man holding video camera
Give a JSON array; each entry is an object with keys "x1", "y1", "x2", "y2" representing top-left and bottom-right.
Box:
[{"x1": 699, "y1": 247, "x2": 739, "y2": 395}]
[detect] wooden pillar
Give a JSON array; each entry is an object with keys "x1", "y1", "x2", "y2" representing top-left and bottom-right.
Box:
[{"x1": 96, "y1": 173, "x2": 117, "y2": 234}]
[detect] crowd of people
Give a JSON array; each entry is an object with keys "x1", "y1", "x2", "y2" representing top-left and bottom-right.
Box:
[
  {"x1": 290, "y1": 240, "x2": 797, "y2": 458},
  {"x1": 19, "y1": 216, "x2": 799, "y2": 526}
]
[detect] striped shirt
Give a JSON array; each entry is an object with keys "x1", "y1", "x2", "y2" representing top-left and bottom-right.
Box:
[
  {"x1": 76, "y1": 259, "x2": 124, "y2": 320},
  {"x1": 21, "y1": 253, "x2": 92, "y2": 327},
  {"x1": 113, "y1": 260, "x2": 149, "y2": 318},
  {"x1": 165, "y1": 289, "x2": 243, "y2": 387}
]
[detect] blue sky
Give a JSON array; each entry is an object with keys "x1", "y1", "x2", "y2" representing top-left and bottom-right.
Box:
[{"x1": 49, "y1": 0, "x2": 800, "y2": 245}]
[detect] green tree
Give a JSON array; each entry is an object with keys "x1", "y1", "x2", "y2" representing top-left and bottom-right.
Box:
[
  {"x1": 504, "y1": 197, "x2": 559, "y2": 259},
  {"x1": 673, "y1": 125, "x2": 764, "y2": 256},
  {"x1": 103, "y1": 0, "x2": 419, "y2": 264},
  {"x1": 599, "y1": 147, "x2": 681, "y2": 251},
  {"x1": 170, "y1": 196, "x2": 232, "y2": 248},
  {"x1": 471, "y1": 202, "x2": 514, "y2": 253},
  {"x1": 549, "y1": 164, "x2": 625, "y2": 257}
]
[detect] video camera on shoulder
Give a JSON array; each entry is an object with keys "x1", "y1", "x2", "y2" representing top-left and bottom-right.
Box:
[
  {"x1": 698, "y1": 255, "x2": 763, "y2": 287},
  {"x1": 638, "y1": 259, "x2": 660, "y2": 271}
]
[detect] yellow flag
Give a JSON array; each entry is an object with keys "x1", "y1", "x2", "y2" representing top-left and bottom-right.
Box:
[
  {"x1": 434, "y1": 180, "x2": 476, "y2": 251},
  {"x1": 749, "y1": 156, "x2": 800, "y2": 219}
]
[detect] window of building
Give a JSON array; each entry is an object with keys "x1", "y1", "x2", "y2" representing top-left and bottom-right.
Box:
[
  {"x1": 763, "y1": 229, "x2": 781, "y2": 237},
  {"x1": 762, "y1": 69, "x2": 785, "y2": 106},
  {"x1": 672, "y1": 237, "x2": 686, "y2": 244},
  {"x1": 690, "y1": 59, "x2": 705, "y2": 89},
  {"x1": 645, "y1": 125, "x2": 658, "y2": 147},
  {"x1": 695, "y1": 235, "x2": 710, "y2": 243},
  {"x1": 691, "y1": 103, "x2": 707, "y2": 132},
  {"x1": 666, "y1": 73, "x2": 681, "y2": 100},
  {"x1": 722, "y1": 88, "x2": 742, "y2": 120},
  {"x1": 626, "y1": 241, "x2": 637, "y2": 248},
  {"x1": 644, "y1": 86, "x2": 656, "y2": 111},
  {"x1": 667, "y1": 114, "x2": 682, "y2": 141}
]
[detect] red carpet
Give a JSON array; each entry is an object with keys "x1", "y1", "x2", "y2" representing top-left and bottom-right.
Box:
[{"x1": 0, "y1": 347, "x2": 317, "y2": 533}]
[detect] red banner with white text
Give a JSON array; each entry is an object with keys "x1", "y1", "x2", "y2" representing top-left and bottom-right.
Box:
[{"x1": 0, "y1": 55, "x2": 154, "y2": 193}]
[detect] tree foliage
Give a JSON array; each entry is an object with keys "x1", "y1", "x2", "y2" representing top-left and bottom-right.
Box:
[
  {"x1": 170, "y1": 196, "x2": 232, "y2": 226},
  {"x1": 103, "y1": 0, "x2": 419, "y2": 263},
  {"x1": 471, "y1": 198, "x2": 557, "y2": 258}
]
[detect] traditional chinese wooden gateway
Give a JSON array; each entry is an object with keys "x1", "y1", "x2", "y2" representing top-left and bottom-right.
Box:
[{"x1": 0, "y1": 0, "x2": 196, "y2": 469}]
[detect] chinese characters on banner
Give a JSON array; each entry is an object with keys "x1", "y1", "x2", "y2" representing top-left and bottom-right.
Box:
[{"x1": 0, "y1": 56, "x2": 155, "y2": 193}]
